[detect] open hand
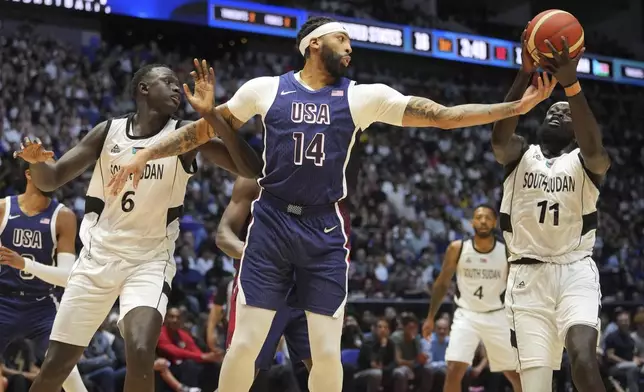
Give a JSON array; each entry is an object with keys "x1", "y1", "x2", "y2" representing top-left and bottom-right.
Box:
[
  {"x1": 540, "y1": 37, "x2": 586, "y2": 87},
  {"x1": 520, "y1": 26, "x2": 537, "y2": 74},
  {"x1": 13, "y1": 137, "x2": 55, "y2": 163},
  {"x1": 107, "y1": 150, "x2": 149, "y2": 196},
  {"x1": 183, "y1": 58, "x2": 216, "y2": 116},
  {"x1": 518, "y1": 72, "x2": 557, "y2": 114},
  {"x1": 0, "y1": 247, "x2": 25, "y2": 270}
]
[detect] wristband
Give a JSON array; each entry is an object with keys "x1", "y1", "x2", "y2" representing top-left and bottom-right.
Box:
[{"x1": 564, "y1": 81, "x2": 582, "y2": 97}]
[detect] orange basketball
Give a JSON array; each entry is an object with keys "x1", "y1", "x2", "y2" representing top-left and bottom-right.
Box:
[{"x1": 525, "y1": 9, "x2": 584, "y2": 65}]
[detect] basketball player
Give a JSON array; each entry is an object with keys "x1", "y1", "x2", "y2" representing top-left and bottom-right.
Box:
[
  {"x1": 108, "y1": 18, "x2": 555, "y2": 392},
  {"x1": 0, "y1": 162, "x2": 87, "y2": 392},
  {"x1": 211, "y1": 176, "x2": 311, "y2": 390},
  {"x1": 422, "y1": 205, "x2": 521, "y2": 392},
  {"x1": 491, "y1": 31, "x2": 610, "y2": 392},
  {"x1": 13, "y1": 63, "x2": 261, "y2": 392}
]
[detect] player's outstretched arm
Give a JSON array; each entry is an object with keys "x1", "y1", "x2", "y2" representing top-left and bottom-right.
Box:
[
  {"x1": 172, "y1": 119, "x2": 256, "y2": 177},
  {"x1": 422, "y1": 240, "x2": 462, "y2": 338},
  {"x1": 216, "y1": 177, "x2": 257, "y2": 259},
  {"x1": 15, "y1": 123, "x2": 108, "y2": 192},
  {"x1": 492, "y1": 28, "x2": 538, "y2": 165},
  {"x1": 491, "y1": 70, "x2": 533, "y2": 165},
  {"x1": 401, "y1": 73, "x2": 553, "y2": 130},
  {"x1": 0, "y1": 206, "x2": 78, "y2": 288},
  {"x1": 542, "y1": 39, "x2": 610, "y2": 176}
]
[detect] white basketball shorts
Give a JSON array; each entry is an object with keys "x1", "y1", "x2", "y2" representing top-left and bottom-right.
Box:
[
  {"x1": 445, "y1": 307, "x2": 517, "y2": 372},
  {"x1": 50, "y1": 248, "x2": 176, "y2": 347},
  {"x1": 505, "y1": 257, "x2": 601, "y2": 371}
]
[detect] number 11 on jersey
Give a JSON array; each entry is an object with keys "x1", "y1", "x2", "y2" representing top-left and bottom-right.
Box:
[{"x1": 293, "y1": 132, "x2": 326, "y2": 166}]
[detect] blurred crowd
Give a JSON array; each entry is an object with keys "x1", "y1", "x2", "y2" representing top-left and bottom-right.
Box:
[{"x1": 1, "y1": 7, "x2": 644, "y2": 392}]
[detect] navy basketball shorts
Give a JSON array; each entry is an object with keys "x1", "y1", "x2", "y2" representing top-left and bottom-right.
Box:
[
  {"x1": 227, "y1": 279, "x2": 311, "y2": 370},
  {"x1": 0, "y1": 293, "x2": 59, "y2": 355},
  {"x1": 238, "y1": 191, "x2": 351, "y2": 318}
]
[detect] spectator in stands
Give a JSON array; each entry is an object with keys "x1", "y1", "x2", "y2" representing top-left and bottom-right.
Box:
[
  {"x1": 391, "y1": 314, "x2": 432, "y2": 392},
  {"x1": 632, "y1": 311, "x2": 644, "y2": 357},
  {"x1": 157, "y1": 307, "x2": 222, "y2": 392},
  {"x1": 342, "y1": 315, "x2": 365, "y2": 349},
  {"x1": 153, "y1": 357, "x2": 201, "y2": 392},
  {"x1": 1, "y1": 340, "x2": 39, "y2": 392},
  {"x1": 605, "y1": 310, "x2": 643, "y2": 392},
  {"x1": 78, "y1": 322, "x2": 126, "y2": 392},
  {"x1": 356, "y1": 317, "x2": 397, "y2": 392},
  {"x1": 424, "y1": 317, "x2": 450, "y2": 390}
]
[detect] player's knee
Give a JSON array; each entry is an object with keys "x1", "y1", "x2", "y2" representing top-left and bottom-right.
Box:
[
  {"x1": 125, "y1": 340, "x2": 156, "y2": 370},
  {"x1": 566, "y1": 325, "x2": 599, "y2": 371},
  {"x1": 40, "y1": 342, "x2": 83, "y2": 377}
]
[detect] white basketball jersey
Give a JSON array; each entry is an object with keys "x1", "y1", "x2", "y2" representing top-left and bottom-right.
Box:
[
  {"x1": 500, "y1": 144, "x2": 599, "y2": 264},
  {"x1": 454, "y1": 239, "x2": 508, "y2": 313},
  {"x1": 80, "y1": 115, "x2": 196, "y2": 262}
]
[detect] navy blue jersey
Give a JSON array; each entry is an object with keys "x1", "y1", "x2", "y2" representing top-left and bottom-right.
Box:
[
  {"x1": 260, "y1": 72, "x2": 362, "y2": 206},
  {"x1": 0, "y1": 196, "x2": 64, "y2": 293}
]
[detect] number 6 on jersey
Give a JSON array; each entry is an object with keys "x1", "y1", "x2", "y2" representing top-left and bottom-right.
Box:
[{"x1": 293, "y1": 132, "x2": 326, "y2": 166}]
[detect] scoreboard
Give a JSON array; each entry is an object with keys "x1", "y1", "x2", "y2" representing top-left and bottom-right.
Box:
[{"x1": 7, "y1": 0, "x2": 643, "y2": 86}]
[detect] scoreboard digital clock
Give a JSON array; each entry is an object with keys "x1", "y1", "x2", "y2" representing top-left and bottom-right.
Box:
[{"x1": 458, "y1": 38, "x2": 488, "y2": 61}]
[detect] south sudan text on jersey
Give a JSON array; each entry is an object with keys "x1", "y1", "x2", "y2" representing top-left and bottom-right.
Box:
[
  {"x1": 462, "y1": 268, "x2": 503, "y2": 280},
  {"x1": 522, "y1": 172, "x2": 575, "y2": 193},
  {"x1": 110, "y1": 164, "x2": 165, "y2": 180}
]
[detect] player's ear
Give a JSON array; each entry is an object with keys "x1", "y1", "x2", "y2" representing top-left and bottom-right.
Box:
[
  {"x1": 139, "y1": 82, "x2": 149, "y2": 96},
  {"x1": 24, "y1": 169, "x2": 31, "y2": 181},
  {"x1": 309, "y1": 37, "x2": 321, "y2": 52}
]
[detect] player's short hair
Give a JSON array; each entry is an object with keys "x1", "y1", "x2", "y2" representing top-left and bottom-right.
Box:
[
  {"x1": 130, "y1": 63, "x2": 171, "y2": 98},
  {"x1": 296, "y1": 16, "x2": 336, "y2": 59},
  {"x1": 473, "y1": 204, "x2": 498, "y2": 218}
]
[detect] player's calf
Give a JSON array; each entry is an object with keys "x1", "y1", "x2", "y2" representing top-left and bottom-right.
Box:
[
  {"x1": 122, "y1": 307, "x2": 164, "y2": 392},
  {"x1": 29, "y1": 341, "x2": 86, "y2": 392},
  {"x1": 565, "y1": 325, "x2": 606, "y2": 392},
  {"x1": 444, "y1": 361, "x2": 469, "y2": 392}
]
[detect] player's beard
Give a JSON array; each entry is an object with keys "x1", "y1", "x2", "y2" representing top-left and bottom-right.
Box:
[
  {"x1": 475, "y1": 228, "x2": 493, "y2": 238},
  {"x1": 320, "y1": 45, "x2": 347, "y2": 78},
  {"x1": 537, "y1": 123, "x2": 575, "y2": 156}
]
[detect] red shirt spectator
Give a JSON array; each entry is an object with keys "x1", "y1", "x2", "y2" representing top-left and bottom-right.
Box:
[{"x1": 158, "y1": 308, "x2": 219, "y2": 364}]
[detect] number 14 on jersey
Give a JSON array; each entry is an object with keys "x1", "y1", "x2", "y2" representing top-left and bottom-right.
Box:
[{"x1": 293, "y1": 132, "x2": 326, "y2": 166}]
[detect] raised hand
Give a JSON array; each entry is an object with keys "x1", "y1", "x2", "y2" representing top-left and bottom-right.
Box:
[
  {"x1": 518, "y1": 72, "x2": 558, "y2": 114},
  {"x1": 183, "y1": 58, "x2": 216, "y2": 116},
  {"x1": 520, "y1": 25, "x2": 537, "y2": 74},
  {"x1": 107, "y1": 149, "x2": 149, "y2": 196},
  {"x1": 541, "y1": 37, "x2": 586, "y2": 87},
  {"x1": 13, "y1": 137, "x2": 55, "y2": 163}
]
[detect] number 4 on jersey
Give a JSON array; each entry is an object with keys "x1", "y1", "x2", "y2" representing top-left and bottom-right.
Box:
[
  {"x1": 474, "y1": 286, "x2": 483, "y2": 299},
  {"x1": 293, "y1": 132, "x2": 326, "y2": 166}
]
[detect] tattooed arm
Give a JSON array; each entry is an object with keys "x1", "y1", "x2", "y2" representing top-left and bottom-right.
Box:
[
  {"x1": 137, "y1": 112, "x2": 261, "y2": 178},
  {"x1": 353, "y1": 82, "x2": 550, "y2": 131},
  {"x1": 402, "y1": 96, "x2": 523, "y2": 129}
]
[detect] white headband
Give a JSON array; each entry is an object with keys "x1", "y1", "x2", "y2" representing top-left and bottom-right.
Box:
[{"x1": 298, "y1": 22, "x2": 348, "y2": 56}]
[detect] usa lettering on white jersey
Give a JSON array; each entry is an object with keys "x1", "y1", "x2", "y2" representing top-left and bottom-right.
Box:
[{"x1": 500, "y1": 145, "x2": 600, "y2": 264}]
